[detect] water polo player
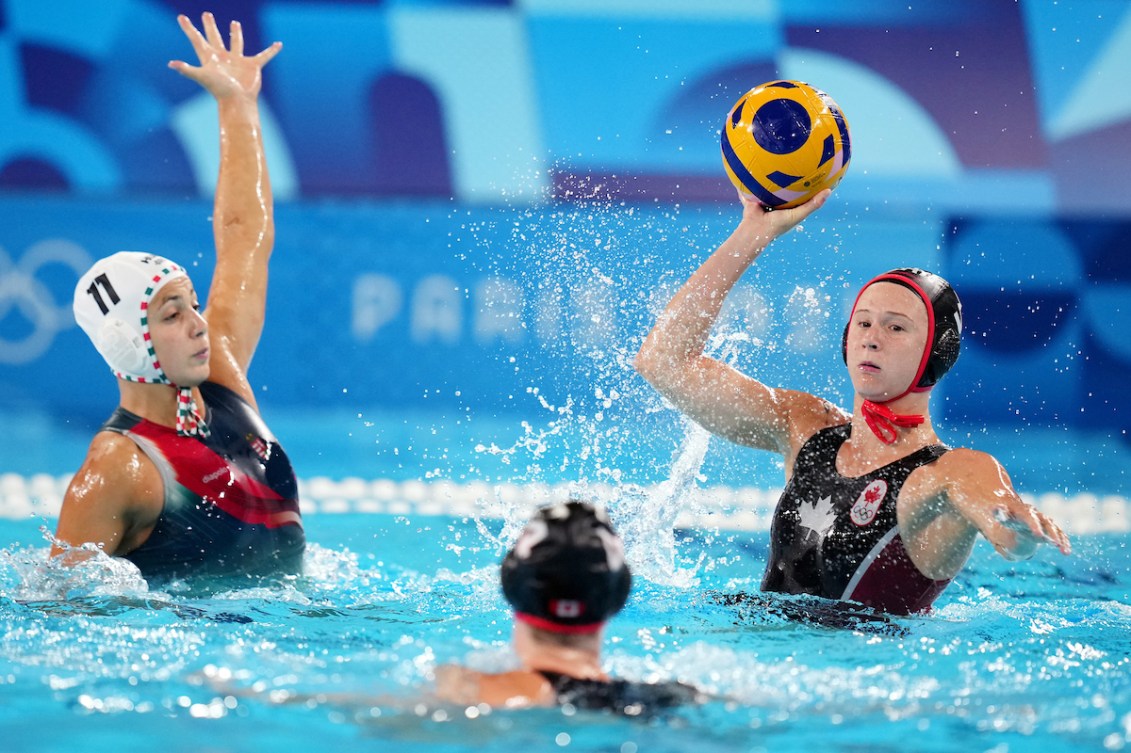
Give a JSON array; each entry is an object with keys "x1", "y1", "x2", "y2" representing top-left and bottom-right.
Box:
[
  {"x1": 51, "y1": 13, "x2": 303, "y2": 580},
  {"x1": 434, "y1": 500, "x2": 704, "y2": 712},
  {"x1": 635, "y1": 189, "x2": 1070, "y2": 615}
]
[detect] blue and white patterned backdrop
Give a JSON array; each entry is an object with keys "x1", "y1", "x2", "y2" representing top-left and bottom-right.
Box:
[{"x1": 0, "y1": 0, "x2": 1129, "y2": 458}]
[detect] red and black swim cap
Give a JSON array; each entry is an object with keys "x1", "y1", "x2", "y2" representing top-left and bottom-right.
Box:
[
  {"x1": 842, "y1": 268, "x2": 963, "y2": 395},
  {"x1": 501, "y1": 500, "x2": 631, "y2": 634}
]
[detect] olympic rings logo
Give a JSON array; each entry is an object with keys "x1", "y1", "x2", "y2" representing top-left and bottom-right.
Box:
[{"x1": 0, "y1": 240, "x2": 92, "y2": 364}]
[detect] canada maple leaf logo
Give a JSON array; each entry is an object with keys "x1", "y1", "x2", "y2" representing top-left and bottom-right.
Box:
[{"x1": 797, "y1": 495, "x2": 837, "y2": 536}]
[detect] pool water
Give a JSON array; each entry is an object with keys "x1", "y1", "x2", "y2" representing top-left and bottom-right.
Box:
[
  {"x1": 1, "y1": 395, "x2": 1128, "y2": 753},
  {"x1": 2, "y1": 503, "x2": 1129, "y2": 753}
]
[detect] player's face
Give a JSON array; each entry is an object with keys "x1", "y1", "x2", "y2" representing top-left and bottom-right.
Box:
[
  {"x1": 845, "y1": 282, "x2": 930, "y2": 402},
  {"x1": 148, "y1": 277, "x2": 210, "y2": 386}
]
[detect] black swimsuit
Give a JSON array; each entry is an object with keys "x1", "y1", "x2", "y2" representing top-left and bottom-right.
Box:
[
  {"x1": 762, "y1": 424, "x2": 952, "y2": 615},
  {"x1": 537, "y1": 671, "x2": 703, "y2": 716}
]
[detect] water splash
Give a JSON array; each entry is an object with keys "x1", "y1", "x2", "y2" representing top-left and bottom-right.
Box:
[
  {"x1": 4, "y1": 533, "x2": 151, "y2": 603},
  {"x1": 611, "y1": 323, "x2": 762, "y2": 587},
  {"x1": 614, "y1": 418, "x2": 710, "y2": 588}
]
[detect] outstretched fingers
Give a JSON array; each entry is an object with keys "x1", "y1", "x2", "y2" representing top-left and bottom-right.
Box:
[
  {"x1": 995, "y1": 504, "x2": 1071, "y2": 556},
  {"x1": 253, "y1": 41, "x2": 283, "y2": 67},
  {"x1": 1037, "y1": 511, "x2": 1072, "y2": 555},
  {"x1": 168, "y1": 12, "x2": 283, "y2": 95},
  {"x1": 172, "y1": 13, "x2": 272, "y2": 62},
  {"x1": 176, "y1": 13, "x2": 208, "y2": 58},
  {"x1": 1022, "y1": 506, "x2": 1071, "y2": 554},
  {"x1": 202, "y1": 11, "x2": 225, "y2": 52},
  {"x1": 229, "y1": 20, "x2": 245, "y2": 57},
  {"x1": 169, "y1": 15, "x2": 205, "y2": 78}
]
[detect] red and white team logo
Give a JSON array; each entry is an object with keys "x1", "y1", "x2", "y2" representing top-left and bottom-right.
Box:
[
  {"x1": 850, "y1": 479, "x2": 888, "y2": 527},
  {"x1": 550, "y1": 599, "x2": 584, "y2": 619},
  {"x1": 246, "y1": 433, "x2": 270, "y2": 463}
]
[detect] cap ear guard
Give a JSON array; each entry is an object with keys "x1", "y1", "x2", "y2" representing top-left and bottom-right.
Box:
[
  {"x1": 74, "y1": 251, "x2": 187, "y2": 382},
  {"x1": 96, "y1": 317, "x2": 151, "y2": 376},
  {"x1": 918, "y1": 322, "x2": 961, "y2": 389}
]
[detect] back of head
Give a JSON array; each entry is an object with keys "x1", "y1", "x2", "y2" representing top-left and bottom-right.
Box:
[
  {"x1": 501, "y1": 500, "x2": 631, "y2": 634},
  {"x1": 73, "y1": 251, "x2": 189, "y2": 383}
]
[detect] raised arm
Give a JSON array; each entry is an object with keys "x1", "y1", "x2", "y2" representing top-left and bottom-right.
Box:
[
  {"x1": 634, "y1": 190, "x2": 841, "y2": 456},
  {"x1": 169, "y1": 12, "x2": 281, "y2": 409}
]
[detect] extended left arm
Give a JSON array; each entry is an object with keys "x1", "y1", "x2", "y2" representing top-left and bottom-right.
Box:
[{"x1": 944, "y1": 449, "x2": 1072, "y2": 561}]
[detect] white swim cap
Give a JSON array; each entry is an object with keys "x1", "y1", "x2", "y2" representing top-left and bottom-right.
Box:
[
  {"x1": 74, "y1": 252, "x2": 210, "y2": 438},
  {"x1": 74, "y1": 251, "x2": 189, "y2": 382}
]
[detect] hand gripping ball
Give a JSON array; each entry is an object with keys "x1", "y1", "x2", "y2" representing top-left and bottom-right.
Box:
[{"x1": 721, "y1": 80, "x2": 851, "y2": 209}]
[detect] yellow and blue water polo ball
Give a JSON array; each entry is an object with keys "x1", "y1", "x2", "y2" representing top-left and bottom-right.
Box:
[{"x1": 721, "y1": 80, "x2": 851, "y2": 209}]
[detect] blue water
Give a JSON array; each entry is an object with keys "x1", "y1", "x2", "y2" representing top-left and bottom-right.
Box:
[
  {"x1": 2, "y1": 386, "x2": 1129, "y2": 752},
  {"x1": 2, "y1": 503, "x2": 1129, "y2": 753}
]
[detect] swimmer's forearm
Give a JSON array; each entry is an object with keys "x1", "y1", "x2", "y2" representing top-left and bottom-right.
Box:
[
  {"x1": 168, "y1": 13, "x2": 278, "y2": 267},
  {"x1": 635, "y1": 219, "x2": 777, "y2": 384},
  {"x1": 637, "y1": 191, "x2": 828, "y2": 373},
  {"x1": 214, "y1": 97, "x2": 274, "y2": 265}
]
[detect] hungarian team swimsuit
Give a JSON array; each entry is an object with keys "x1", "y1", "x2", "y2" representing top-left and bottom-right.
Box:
[{"x1": 100, "y1": 381, "x2": 305, "y2": 580}]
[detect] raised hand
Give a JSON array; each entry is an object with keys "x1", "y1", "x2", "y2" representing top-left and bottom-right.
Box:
[
  {"x1": 738, "y1": 188, "x2": 830, "y2": 241},
  {"x1": 168, "y1": 12, "x2": 281, "y2": 101}
]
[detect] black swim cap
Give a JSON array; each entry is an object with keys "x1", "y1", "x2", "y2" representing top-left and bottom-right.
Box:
[
  {"x1": 501, "y1": 500, "x2": 631, "y2": 634},
  {"x1": 841, "y1": 268, "x2": 962, "y2": 394}
]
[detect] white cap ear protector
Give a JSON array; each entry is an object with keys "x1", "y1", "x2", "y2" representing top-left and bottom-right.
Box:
[
  {"x1": 73, "y1": 251, "x2": 189, "y2": 383},
  {"x1": 95, "y1": 317, "x2": 150, "y2": 376}
]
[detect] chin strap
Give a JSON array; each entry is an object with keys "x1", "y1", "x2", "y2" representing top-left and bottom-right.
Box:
[
  {"x1": 175, "y1": 386, "x2": 210, "y2": 438},
  {"x1": 861, "y1": 399, "x2": 924, "y2": 444}
]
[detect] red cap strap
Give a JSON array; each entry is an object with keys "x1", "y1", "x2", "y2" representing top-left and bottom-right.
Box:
[
  {"x1": 514, "y1": 612, "x2": 605, "y2": 635},
  {"x1": 861, "y1": 400, "x2": 924, "y2": 444}
]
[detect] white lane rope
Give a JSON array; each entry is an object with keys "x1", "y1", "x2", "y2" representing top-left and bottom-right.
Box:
[{"x1": 0, "y1": 472, "x2": 1126, "y2": 534}]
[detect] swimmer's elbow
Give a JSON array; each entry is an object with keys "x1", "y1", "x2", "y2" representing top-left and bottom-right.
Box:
[
  {"x1": 633, "y1": 344, "x2": 657, "y2": 380},
  {"x1": 633, "y1": 337, "x2": 663, "y2": 380},
  {"x1": 634, "y1": 328, "x2": 685, "y2": 377},
  {"x1": 633, "y1": 343, "x2": 682, "y2": 393},
  {"x1": 48, "y1": 543, "x2": 99, "y2": 567}
]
